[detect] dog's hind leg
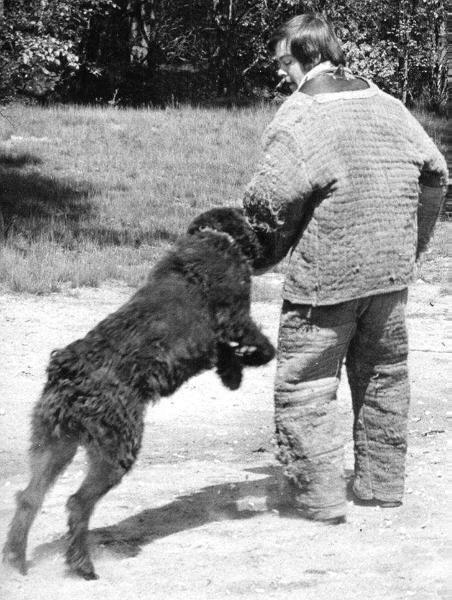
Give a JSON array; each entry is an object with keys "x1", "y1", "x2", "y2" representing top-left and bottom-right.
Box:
[
  {"x1": 65, "y1": 447, "x2": 130, "y2": 580},
  {"x1": 3, "y1": 438, "x2": 78, "y2": 575}
]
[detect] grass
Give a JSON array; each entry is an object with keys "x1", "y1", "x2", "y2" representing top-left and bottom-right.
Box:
[
  {"x1": 0, "y1": 102, "x2": 270, "y2": 292},
  {"x1": 0, "y1": 103, "x2": 448, "y2": 294}
]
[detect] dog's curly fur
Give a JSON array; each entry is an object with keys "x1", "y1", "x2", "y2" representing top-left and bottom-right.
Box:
[{"x1": 3, "y1": 208, "x2": 275, "y2": 580}]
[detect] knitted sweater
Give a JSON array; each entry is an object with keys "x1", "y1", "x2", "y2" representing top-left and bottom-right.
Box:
[{"x1": 243, "y1": 83, "x2": 448, "y2": 305}]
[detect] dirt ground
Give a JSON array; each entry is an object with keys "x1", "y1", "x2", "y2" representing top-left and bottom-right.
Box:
[{"x1": 0, "y1": 274, "x2": 449, "y2": 600}]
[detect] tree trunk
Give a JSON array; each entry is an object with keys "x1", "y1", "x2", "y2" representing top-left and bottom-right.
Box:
[
  {"x1": 401, "y1": 49, "x2": 409, "y2": 104},
  {"x1": 128, "y1": 0, "x2": 155, "y2": 65},
  {"x1": 434, "y1": 15, "x2": 447, "y2": 104},
  {"x1": 0, "y1": 210, "x2": 4, "y2": 243},
  {"x1": 398, "y1": 1, "x2": 409, "y2": 104},
  {"x1": 37, "y1": 0, "x2": 48, "y2": 31}
]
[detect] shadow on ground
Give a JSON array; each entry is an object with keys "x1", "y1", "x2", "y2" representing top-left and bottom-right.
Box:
[
  {"x1": 0, "y1": 151, "x2": 94, "y2": 240},
  {"x1": 30, "y1": 465, "x2": 360, "y2": 572},
  {"x1": 31, "y1": 466, "x2": 319, "y2": 566},
  {"x1": 0, "y1": 151, "x2": 179, "y2": 248}
]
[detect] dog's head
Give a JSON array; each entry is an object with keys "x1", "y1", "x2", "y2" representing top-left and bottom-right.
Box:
[{"x1": 187, "y1": 207, "x2": 263, "y2": 266}]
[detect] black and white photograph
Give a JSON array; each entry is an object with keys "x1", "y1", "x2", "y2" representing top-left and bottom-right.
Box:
[{"x1": 0, "y1": 2, "x2": 449, "y2": 599}]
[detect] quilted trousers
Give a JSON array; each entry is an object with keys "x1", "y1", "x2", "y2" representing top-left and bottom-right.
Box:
[{"x1": 274, "y1": 289, "x2": 410, "y2": 519}]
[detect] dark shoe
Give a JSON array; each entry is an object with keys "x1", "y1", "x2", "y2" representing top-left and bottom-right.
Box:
[
  {"x1": 292, "y1": 505, "x2": 347, "y2": 524},
  {"x1": 353, "y1": 495, "x2": 402, "y2": 508},
  {"x1": 268, "y1": 475, "x2": 348, "y2": 523},
  {"x1": 232, "y1": 477, "x2": 347, "y2": 524},
  {"x1": 323, "y1": 515, "x2": 347, "y2": 525}
]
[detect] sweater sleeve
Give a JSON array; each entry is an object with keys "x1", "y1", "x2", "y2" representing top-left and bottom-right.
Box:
[
  {"x1": 416, "y1": 183, "x2": 445, "y2": 258},
  {"x1": 243, "y1": 125, "x2": 313, "y2": 271},
  {"x1": 403, "y1": 108, "x2": 448, "y2": 257}
]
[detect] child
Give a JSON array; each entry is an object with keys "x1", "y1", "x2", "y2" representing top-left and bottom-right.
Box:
[{"x1": 244, "y1": 13, "x2": 447, "y2": 522}]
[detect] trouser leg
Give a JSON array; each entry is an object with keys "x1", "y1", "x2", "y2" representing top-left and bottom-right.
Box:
[
  {"x1": 346, "y1": 289, "x2": 410, "y2": 503},
  {"x1": 274, "y1": 300, "x2": 356, "y2": 519}
]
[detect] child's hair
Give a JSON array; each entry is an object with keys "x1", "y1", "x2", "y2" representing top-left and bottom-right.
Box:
[{"x1": 268, "y1": 14, "x2": 345, "y2": 69}]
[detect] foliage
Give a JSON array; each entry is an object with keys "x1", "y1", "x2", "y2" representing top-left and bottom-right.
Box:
[
  {"x1": 0, "y1": 0, "x2": 118, "y2": 101},
  {"x1": 0, "y1": 0, "x2": 447, "y2": 111},
  {"x1": 0, "y1": 103, "x2": 446, "y2": 292}
]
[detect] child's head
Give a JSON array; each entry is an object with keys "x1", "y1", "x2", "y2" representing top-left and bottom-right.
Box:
[{"x1": 269, "y1": 14, "x2": 345, "y2": 73}]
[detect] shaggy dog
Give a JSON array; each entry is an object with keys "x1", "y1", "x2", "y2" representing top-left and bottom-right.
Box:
[{"x1": 3, "y1": 207, "x2": 275, "y2": 580}]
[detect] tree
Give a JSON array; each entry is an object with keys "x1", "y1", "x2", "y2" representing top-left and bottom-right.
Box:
[
  {"x1": 0, "y1": 0, "x2": 119, "y2": 102},
  {"x1": 0, "y1": 0, "x2": 447, "y2": 111}
]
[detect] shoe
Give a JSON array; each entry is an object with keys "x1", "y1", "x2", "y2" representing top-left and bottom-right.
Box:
[
  {"x1": 292, "y1": 506, "x2": 347, "y2": 524},
  {"x1": 269, "y1": 475, "x2": 348, "y2": 523},
  {"x1": 353, "y1": 496, "x2": 402, "y2": 508},
  {"x1": 324, "y1": 515, "x2": 347, "y2": 525}
]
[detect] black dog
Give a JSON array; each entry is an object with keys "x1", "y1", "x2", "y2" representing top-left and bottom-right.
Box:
[{"x1": 3, "y1": 207, "x2": 275, "y2": 580}]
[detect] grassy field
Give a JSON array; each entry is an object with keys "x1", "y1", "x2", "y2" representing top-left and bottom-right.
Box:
[{"x1": 0, "y1": 103, "x2": 448, "y2": 294}]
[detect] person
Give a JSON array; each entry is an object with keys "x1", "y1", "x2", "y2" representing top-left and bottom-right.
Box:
[{"x1": 243, "y1": 13, "x2": 448, "y2": 523}]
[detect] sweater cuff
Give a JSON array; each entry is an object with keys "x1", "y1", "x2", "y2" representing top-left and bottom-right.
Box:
[{"x1": 417, "y1": 184, "x2": 444, "y2": 257}]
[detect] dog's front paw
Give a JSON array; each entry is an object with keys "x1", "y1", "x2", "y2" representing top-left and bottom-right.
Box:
[
  {"x1": 216, "y1": 343, "x2": 243, "y2": 390},
  {"x1": 233, "y1": 321, "x2": 276, "y2": 367},
  {"x1": 237, "y1": 339, "x2": 275, "y2": 366},
  {"x1": 218, "y1": 364, "x2": 243, "y2": 390}
]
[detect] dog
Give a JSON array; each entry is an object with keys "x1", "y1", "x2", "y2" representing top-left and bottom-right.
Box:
[{"x1": 3, "y1": 207, "x2": 275, "y2": 580}]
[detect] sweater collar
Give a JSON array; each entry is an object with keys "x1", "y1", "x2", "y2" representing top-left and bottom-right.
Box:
[
  {"x1": 295, "y1": 61, "x2": 379, "y2": 101},
  {"x1": 296, "y1": 61, "x2": 338, "y2": 91}
]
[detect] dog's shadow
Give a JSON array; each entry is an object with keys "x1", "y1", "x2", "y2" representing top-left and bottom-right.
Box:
[
  {"x1": 32, "y1": 466, "x2": 357, "y2": 567},
  {"x1": 32, "y1": 466, "x2": 286, "y2": 564}
]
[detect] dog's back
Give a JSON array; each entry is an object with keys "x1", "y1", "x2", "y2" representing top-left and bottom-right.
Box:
[
  {"x1": 33, "y1": 231, "x2": 252, "y2": 447},
  {"x1": 3, "y1": 214, "x2": 274, "y2": 580}
]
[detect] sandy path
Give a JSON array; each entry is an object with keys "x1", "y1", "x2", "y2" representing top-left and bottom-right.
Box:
[{"x1": 0, "y1": 275, "x2": 449, "y2": 599}]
